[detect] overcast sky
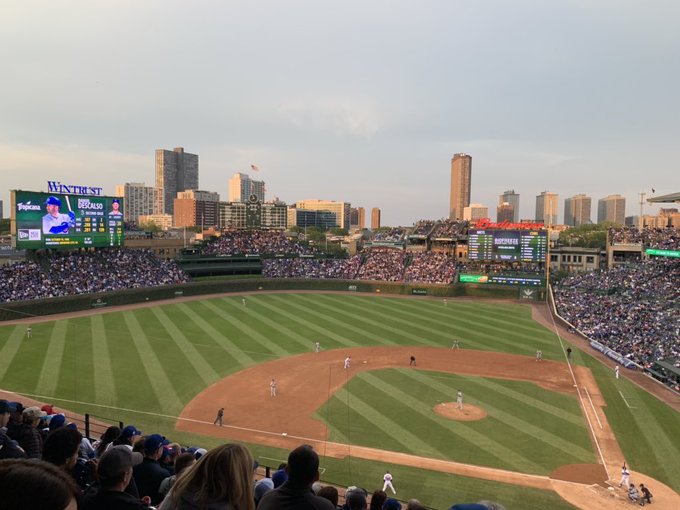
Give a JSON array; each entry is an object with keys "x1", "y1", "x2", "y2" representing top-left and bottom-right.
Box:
[{"x1": 1, "y1": 0, "x2": 678, "y2": 225}]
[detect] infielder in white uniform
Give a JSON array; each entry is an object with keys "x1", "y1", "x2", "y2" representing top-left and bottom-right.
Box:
[
  {"x1": 535, "y1": 350, "x2": 542, "y2": 361},
  {"x1": 270, "y1": 378, "x2": 277, "y2": 397},
  {"x1": 344, "y1": 356, "x2": 351, "y2": 369},
  {"x1": 315, "y1": 341, "x2": 320, "y2": 353},
  {"x1": 382, "y1": 471, "x2": 396, "y2": 494},
  {"x1": 618, "y1": 462, "x2": 630, "y2": 488},
  {"x1": 456, "y1": 390, "x2": 464, "y2": 410}
]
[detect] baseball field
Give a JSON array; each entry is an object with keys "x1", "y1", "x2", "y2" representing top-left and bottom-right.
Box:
[{"x1": 1, "y1": 292, "x2": 679, "y2": 509}]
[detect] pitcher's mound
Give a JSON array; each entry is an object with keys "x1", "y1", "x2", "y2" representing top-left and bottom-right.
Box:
[{"x1": 434, "y1": 402, "x2": 486, "y2": 421}]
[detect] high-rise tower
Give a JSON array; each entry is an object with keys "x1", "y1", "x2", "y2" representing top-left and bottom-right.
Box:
[
  {"x1": 155, "y1": 147, "x2": 199, "y2": 215},
  {"x1": 449, "y1": 154, "x2": 472, "y2": 220}
]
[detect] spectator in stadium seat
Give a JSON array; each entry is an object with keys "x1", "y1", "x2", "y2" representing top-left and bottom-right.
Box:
[
  {"x1": 7, "y1": 406, "x2": 46, "y2": 459},
  {"x1": 158, "y1": 452, "x2": 196, "y2": 500},
  {"x1": 42, "y1": 427, "x2": 82, "y2": 473},
  {"x1": 82, "y1": 445, "x2": 147, "y2": 510},
  {"x1": 0, "y1": 400, "x2": 25, "y2": 459},
  {"x1": 346, "y1": 490, "x2": 368, "y2": 510},
  {"x1": 114, "y1": 425, "x2": 142, "y2": 449},
  {"x1": 0, "y1": 459, "x2": 80, "y2": 510},
  {"x1": 317, "y1": 486, "x2": 340, "y2": 508},
  {"x1": 257, "y1": 445, "x2": 335, "y2": 510},
  {"x1": 133, "y1": 434, "x2": 170, "y2": 506},
  {"x1": 94, "y1": 425, "x2": 121, "y2": 458},
  {"x1": 159, "y1": 443, "x2": 255, "y2": 510},
  {"x1": 405, "y1": 499, "x2": 425, "y2": 510},
  {"x1": 382, "y1": 499, "x2": 402, "y2": 510},
  {"x1": 369, "y1": 490, "x2": 386, "y2": 510}
]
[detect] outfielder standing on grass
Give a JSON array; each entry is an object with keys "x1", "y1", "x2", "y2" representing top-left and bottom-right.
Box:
[
  {"x1": 382, "y1": 471, "x2": 396, "y2": 494},
  {"x1": 26, "y1": 326, "x2": 32, "y2": 339}
]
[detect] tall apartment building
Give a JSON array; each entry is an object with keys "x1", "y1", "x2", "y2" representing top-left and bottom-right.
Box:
[
  {"x1": 535, "y1": 191, "x2": 559, "y2": 226},
  {"x1": 597, "y1": 194, "x2": 626, "y2": 225},
  {"x1": 174, "y1": 190, "x2": 220, "y2": 228},
  {"x1": 463, "y1": 203, "x2": 488, "y2": 222},
  {"x1": 350, "y1": 207, "x2": 366, "y2": 229},
  {"x1": 499, "y1": 190, "x2": 520, "y2": 222},
  {"x1": 228, "y1": 173, "x2": 265, "y2": 203},
  {"x1": 155, "y1": 147, "x2": 199, "y2": 216},
  {"x1": 449, "y1": 153, "x2": 472, "y2": 220},
  {"x1": 371, "y1": 208, "x2": 381, "y2": 230},
  {"x1": 287, "y1": 207, "x2": 339, "y2": 230},
  {"x1": 564, "y1": 194, "x2": 592, "y2": 227},
  {"x1": 497, "y1": 202, "x2": 514, "y2": 223},
  {"x1": 295, "y1": 200, "x2": 351, "y2": 230},
  {"x1": 114, "y1": 183, "x2": 160, "y2": 224}
]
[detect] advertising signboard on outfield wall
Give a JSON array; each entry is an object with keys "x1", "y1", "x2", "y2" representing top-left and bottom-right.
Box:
[
  {"x1": 646, "y1": 248, "x2": 680, "y2": 258},
  {"x1": 459, "y1": 274, "x2": 545, "y2": 286}
]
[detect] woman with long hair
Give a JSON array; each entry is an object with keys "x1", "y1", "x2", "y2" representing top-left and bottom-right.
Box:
[{"x1": 159, "y1": 443, "x2": 255, "y2": 510}]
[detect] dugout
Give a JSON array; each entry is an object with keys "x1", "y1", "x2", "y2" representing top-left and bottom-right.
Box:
[{"x1": 648, "y1": 359, "x2": 680, "y2": 389}]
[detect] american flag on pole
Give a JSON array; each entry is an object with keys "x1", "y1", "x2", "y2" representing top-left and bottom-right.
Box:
[{"x1": 250, "y1": 164, "x2": 259, "y2": 172}]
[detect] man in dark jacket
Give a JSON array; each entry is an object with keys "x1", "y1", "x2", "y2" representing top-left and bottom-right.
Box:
[
  {"x1": 0, "y1": 400, "x2": 25, "y2": 459},
  {"x1": 82, "y1": 445, "x2": 147, "y2": 510},
  {"x1": 258, "y1": 444, "x2": 335, "y2": 510},
  {"x1": 132, "y1": 434, "x2": 170, "y2": 506},
  {"x1": 7, "y1": 406, "x2": 45, "y2": 459}
]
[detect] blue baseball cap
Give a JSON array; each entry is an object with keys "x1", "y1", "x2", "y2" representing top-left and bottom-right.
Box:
[
  {"x1": 144, "y1": 434, "x2": 167, "y2": 453},
  {"x1": 45, "y1": 196, "x2": 61, "y2": 206},
  {"x1": 112, "y1": 198, "x2": 120, "y2": 204},
  {"x1": 121, "y1": 425, "x2": 142, "y2": 438}
]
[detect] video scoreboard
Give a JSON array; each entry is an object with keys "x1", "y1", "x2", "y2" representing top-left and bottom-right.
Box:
[
  {"x1": 12, "y1": 190, "x2": 124, "y2": 249},
  {"x1": 468, "y1": 229, "x2": 547, "y2": 262}
]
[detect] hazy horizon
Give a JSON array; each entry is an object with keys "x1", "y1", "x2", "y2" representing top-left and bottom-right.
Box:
[{"x1": 1, "y1": 1, "x2": 678, "y2": 225}]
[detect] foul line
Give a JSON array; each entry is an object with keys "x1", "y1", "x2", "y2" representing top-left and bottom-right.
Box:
[
  {"x1": 544, "y1": 294, "x2": 610, "y2": 481},
  {"x1": 618, "y1": 391, "x2": 637, "y2": 409},
  {"x1": 584, "y1": 387, "x2": 603, "y2": 430}
]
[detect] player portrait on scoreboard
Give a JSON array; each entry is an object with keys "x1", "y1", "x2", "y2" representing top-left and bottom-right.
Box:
[
  {"x1": 109, "y1": 198, "x2": 123, "y2": 216},
  {"x1": 42, "y1": 195, "x2": 75, "y2": 234}
]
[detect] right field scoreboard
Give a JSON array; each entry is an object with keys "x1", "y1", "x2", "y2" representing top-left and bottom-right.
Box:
[{"x1": 468, "y1": 229, "x2": 547, "y2": 262}]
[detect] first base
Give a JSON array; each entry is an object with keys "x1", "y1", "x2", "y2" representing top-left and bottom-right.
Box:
[{"x1": 282, "y1": 432, "x2": 287, "y2": 436}]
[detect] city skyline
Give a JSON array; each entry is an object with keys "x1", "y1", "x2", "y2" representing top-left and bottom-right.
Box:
[{"x1": 1, "y1": 1, "x2": 677, "y2": 225}]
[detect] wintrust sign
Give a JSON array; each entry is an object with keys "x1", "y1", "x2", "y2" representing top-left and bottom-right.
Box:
[{"x1": 47, "y1": 181, "x2": 103, "y2": 196}]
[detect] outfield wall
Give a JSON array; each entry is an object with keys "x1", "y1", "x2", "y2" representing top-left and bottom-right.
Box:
[{"x1": 0, "y1": 278, "x2": 544, "y2": 321}]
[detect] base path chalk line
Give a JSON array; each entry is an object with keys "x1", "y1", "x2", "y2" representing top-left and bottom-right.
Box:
[
  {"x1": 584, "y1": 387, "x2": 603, "y2": 430},
  {"x1": 618, "y1": 390, "x2": 637, "y2": 409}
]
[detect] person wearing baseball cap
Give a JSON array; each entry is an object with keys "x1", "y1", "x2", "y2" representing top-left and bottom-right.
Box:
[
  {"x1": 132, "y1": 434, "x2": 170, "y2": 506},
  {"x1": 82, "y1": 445, "x2": 146, "y2": 510},
  {"x1": 112, "y1": 425, "x2": 142, "y2": 450},
  {"x1": 42, "y1": 195, "x2": 75, "y2": 235},
  {"x1": 109, "y1": 198, "x2": 123, "y2": 216},
  {"x1": 0, "y1": 400, "x2": 25, "y2": 459},
  {"x1": 6, "y1": 406, "x2": 46, "y2": 459}
]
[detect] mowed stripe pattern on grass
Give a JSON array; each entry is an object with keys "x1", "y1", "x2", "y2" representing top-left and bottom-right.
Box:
[
  {"x1": 0, "y1": 295, "x2": 584, "y2": 470},
  {"x1": 321, "y1": 368, "x2": 594, "y2": 475}
]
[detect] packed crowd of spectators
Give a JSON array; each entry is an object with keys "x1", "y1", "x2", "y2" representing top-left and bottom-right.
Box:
[
  {"x1": 554, "y1": 259, "x2": 680, "y2": 368},
  {"x1": 203, "y1": 230, "x2": 315, "y2": 256},
  {"x1": 372, "y1": 228, "x2": 407, "y2": 243},
  {"x1": 356, "y1": 249, "x2": 407, "y2": 282},
  {"x1": 608, "y1": 226, "x2": 680, "y2": 250},
  {"x1": 0, "y1": 250, "x2": 188, "y2": 303},
  {"x1": 262, "y1": 256, "x2": 362, "y2": 279},
  {"x1": 409, "y1": 220, "x2": 435, "y2": 237},
  {"x1": 430, "y1": 220, "x2": 468, "y2": 239},
  {"x1": 404, "y1": 253, "x2": 457, "y2": 284},
  {"x1": 1, "y1": 399, "x2": 505, "y2": 509}
]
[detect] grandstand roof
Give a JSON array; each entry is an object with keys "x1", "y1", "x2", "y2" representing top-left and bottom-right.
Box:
[{"x1": 647, "y1": 191, "x2": 680, "y2": 203}]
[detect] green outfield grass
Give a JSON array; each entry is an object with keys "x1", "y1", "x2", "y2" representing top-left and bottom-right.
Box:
[
  {"x1": 1, "y1": 293, "x2": 678, "y2": 507},
  {"x1": 318, "y1": 369, "x2": 595, "y2": 474}
]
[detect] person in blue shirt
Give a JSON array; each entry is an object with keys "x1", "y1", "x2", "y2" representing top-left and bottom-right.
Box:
[{"x1": 42, "y1": 196, "x2": 75, "y2": 234}]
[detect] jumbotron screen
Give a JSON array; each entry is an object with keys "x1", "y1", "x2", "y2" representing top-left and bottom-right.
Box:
[
  {"x1": 468, "y1": 229, "x2": 547, "y2": 262},
  {"x1": 12, "y1": 190, "x2": 124, "y2": 249}
]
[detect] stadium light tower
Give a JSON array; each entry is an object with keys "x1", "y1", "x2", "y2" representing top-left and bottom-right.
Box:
[{"x1": 638, "y1": 192, "x2": 646, "y2": 229}]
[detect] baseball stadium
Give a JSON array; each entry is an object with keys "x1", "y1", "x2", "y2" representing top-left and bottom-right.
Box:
[{"x1": 1, "y1": 196, "x2": 679, "y2": 510}]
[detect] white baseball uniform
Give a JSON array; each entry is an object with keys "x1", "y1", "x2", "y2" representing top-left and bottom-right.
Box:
[
  {"x1": 383, "y1": 472, "x2": 396, "y2": 494},
  {"x1": 457, "y1": 390, "x2": 464, "y2": 410},
  {"x1": 270, "y1": 379, "x2": 277, "y2": 397},
  {"x1": 344, "y1": 356, "x2": 351, "y2": 369}
]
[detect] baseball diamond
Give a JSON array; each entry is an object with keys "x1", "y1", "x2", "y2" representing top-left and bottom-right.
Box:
[{"x1": 1, "y1": 292, "x2": 679, "y2": 510}]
